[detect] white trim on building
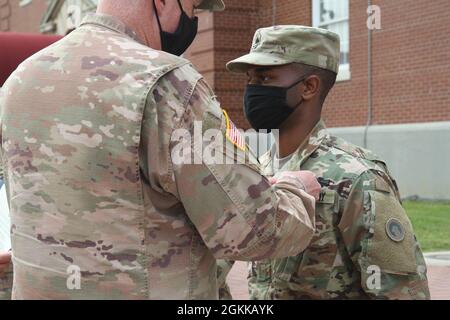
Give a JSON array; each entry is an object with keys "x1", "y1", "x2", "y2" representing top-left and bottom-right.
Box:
[{"x1": 312, "y1": 0, "x2": 351, "y2": 81}]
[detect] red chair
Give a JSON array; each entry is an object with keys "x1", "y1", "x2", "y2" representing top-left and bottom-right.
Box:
[{"x1": 0, "y1": 32, "x2": 62, "y2": 86}]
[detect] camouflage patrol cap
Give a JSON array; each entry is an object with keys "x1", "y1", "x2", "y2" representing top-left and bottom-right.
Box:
[
  {"x1": 197, "y1": 0, "x2": 225, "y2": 11},
  {"x1": 227, "y1": 25, "x2": 340, "y2": 73}
]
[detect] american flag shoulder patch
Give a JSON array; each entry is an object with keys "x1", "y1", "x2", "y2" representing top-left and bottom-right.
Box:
[{"x1": 222, "y1": 109, "x2": 247, "y2": 152}]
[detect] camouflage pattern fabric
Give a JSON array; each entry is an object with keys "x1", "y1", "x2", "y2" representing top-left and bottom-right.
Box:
[
  {"x1": 0, "y1": 13, "x2": 317, "y2": 300},
  {"x1": 0, "y1": 261, "x2": 13, "y2": 300},
  {"x1": 246, "y1": 120, "x2": 430, "y2": 300},
  {"x1": 217, "y1": 259, "x2": 234, "y2": 300}
]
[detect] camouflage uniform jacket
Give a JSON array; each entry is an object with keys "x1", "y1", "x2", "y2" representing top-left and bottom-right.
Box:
[
  {"x1": 248, "y1": 120, "x2": 430, "y2": 300},
  {"x1": 0, "y1": 13, "x2": 317, "y2": 300}
]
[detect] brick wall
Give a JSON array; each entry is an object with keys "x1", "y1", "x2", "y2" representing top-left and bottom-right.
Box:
[
  {"x1": 212, "y1": 0, "x2": 259, "y2": 127},
  {"x1": 323, "y1": 0, "x2": 369, "y2": 127},
  {"x1": 189, "y1": 0, "x2": 450, "y2": 129},
  {"x1": 324, "y1": 0, "x2": 450, "y2": 127},
  {"x1": 4, "y1": 0, "x2": 449, "y2": 129},
  {"x1": 0, "y1": 0, "x2": 47, "y2": 33},
  {"x1": 367, "y1": 0, "x2": 450, "y2": 125},
  {"x1": 183, "y1": 10, "x2": 215, "y2": 87}
]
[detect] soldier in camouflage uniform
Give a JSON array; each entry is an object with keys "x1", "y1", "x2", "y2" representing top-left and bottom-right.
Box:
[
  {"x1": 0, "y1": 1, "x2": 321, "y2": 299},
  {"x1": 219, "y1": 26, "x2": 430, "y2": 300}
]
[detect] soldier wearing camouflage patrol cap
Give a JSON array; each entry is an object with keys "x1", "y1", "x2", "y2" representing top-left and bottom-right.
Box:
[
  {"x1": 218, "y1": 25, "x2": 430, "y2": 300},
  {"x1": 0, "y1": 1, "x2": 323, "y2": 300}
]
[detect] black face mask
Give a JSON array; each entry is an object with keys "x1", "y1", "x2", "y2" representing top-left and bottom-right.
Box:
[
  {"x1": 153, "y1": 0, "x2": 198, "y2": 56},
  {"x1": 244, "y1": 76, "x2": 308, "y2": 132}
]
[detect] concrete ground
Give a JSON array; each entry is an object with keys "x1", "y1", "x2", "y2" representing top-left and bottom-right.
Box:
[
  {"x1": 425, "y1": 252, "x2": 450, "y2": 300},
  {"x1": 227, "y1": 253, "x2": 450, "y2": 300}
]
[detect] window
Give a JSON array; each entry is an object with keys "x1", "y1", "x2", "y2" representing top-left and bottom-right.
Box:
[{"x1": 312, "y1": 0, "x2": 350, "y2": 81}]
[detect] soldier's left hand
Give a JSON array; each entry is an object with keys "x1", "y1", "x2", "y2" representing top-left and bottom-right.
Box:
[
  {"x1": 271, "y1": 170, "x2": 321, "y2": 201},
  {"x1": 0, "y1": 251, "x2": 11, "y2": 275}
]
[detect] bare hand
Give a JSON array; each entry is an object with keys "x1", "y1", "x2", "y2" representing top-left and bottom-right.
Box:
[
  {"x1": 271, "y1": 170, "x2": 321, "y2": 201},
  {"x1": 0, "y1": 251, "x2": 12, "y2": 274}
]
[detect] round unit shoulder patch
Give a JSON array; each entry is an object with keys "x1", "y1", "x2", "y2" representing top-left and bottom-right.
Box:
[{"x1": 385, "y1": 218, "x2": 405, "y2": 242}]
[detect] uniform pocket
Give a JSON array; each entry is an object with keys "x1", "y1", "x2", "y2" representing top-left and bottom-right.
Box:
[
  {"x1": 361, "y1": 190, "x2": 418, "y2": 275},
  {"x1": 273, "y1": 189, "x2": 339, "y2": 283}
]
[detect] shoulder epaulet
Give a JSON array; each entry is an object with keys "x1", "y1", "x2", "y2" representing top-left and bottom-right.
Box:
[{"x1": 328, "y1": 135, "x2": 380, "y2": 161}]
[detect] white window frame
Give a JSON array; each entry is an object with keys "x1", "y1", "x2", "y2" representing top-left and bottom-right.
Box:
[{"x1": 312, "y1": 0, "x2": 351, "y2": 82}]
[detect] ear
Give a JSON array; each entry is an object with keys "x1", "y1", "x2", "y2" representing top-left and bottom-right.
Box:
[
  {"x1": 153, "y1": 0, "x2": 167, "y2": 16},
  {"x1": 301, "y1": 75, "x2": 321, "y2": 101}
]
